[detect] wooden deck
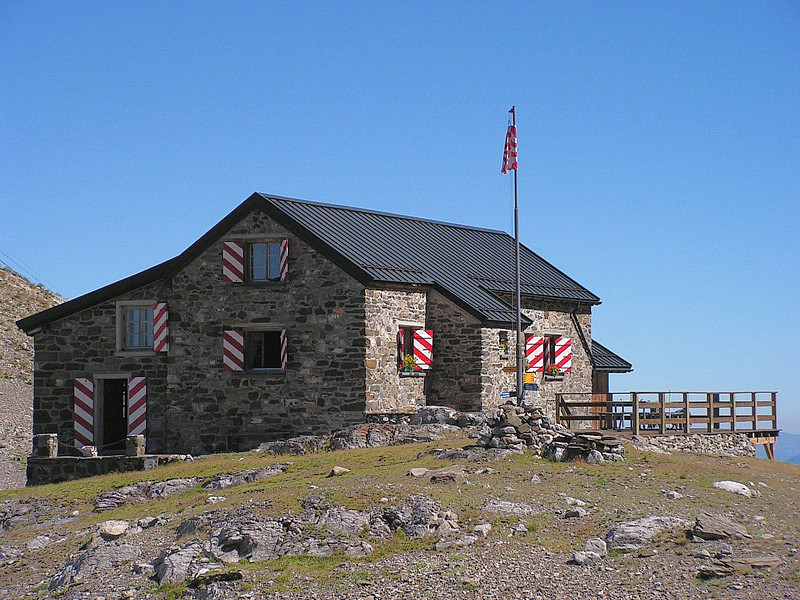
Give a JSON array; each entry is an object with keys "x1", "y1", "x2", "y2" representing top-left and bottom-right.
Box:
[{"x1": 555, "y1": 391, "x2": 779, "y2": 459}]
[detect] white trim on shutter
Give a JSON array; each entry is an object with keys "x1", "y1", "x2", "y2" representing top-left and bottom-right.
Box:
[
  {"x1": 153, "y1": 302, "x2": 169, "y2": 352},
  {"x1": 223, "y1": 330, "x2": 245, "y2": 371},
  {"x1": 413, "y1": 329, "x2": 433, "y2": 370},
  {"x1": 222, "y1": 241, "x2": 244, "y2": 283},
  {"x1": 127, "y1": 377, "x2": 147, "y2": 441},
  {"x1": 525, "y1": 336, "x2": 544, "y2": 372},
  {"x1": 74, "y1": 378, "x2": 94, "y2": 448},
  {"x1": 554, "y1": 337, "x2": 572, "y2": 373},
  {"x1": 279, "y1": 239, "x2": 289, "y2": 282}
]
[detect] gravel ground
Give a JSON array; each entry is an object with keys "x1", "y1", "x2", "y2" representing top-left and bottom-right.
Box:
[{"x1": 0, "y1": 380, "x2": 31, "y2": 490}]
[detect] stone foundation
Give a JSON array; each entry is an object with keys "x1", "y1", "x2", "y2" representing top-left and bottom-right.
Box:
[
  {"x1": 26, "y1": 454, "x2": 192, "y2": 486},
  {"x1": 632, "y1": 433, "x2": 756, "y2": 457}
]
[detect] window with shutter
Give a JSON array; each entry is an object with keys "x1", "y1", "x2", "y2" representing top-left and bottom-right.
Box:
[{"x1": 413, "y1": 329, "x2": 433, "y2": 370}]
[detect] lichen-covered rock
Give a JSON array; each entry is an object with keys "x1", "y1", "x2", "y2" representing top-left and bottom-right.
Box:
[{"x1": 606, "y1": 516, "x2": 691, "y2": 552}]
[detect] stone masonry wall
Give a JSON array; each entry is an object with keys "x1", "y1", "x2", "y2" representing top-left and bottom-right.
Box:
[
  {"x1": 425, "y1": 291, "x2": 484, "y2": 411},
  {"x1": 32, "y1": 282, "x2": 171, "y2": 455},
  {"x1": 32, "y1": 208, "x2": 369, "y2": 456},
  {"x1": 364, "y1": 289, "x2": 427, "y2": 414},
  {"x1": 480, "y1": 299, "x2": 593, "y2": 416}
]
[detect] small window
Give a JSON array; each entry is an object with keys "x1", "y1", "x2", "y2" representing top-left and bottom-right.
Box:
[
  {"x1": 397, "y1": 326, "x2": 433, "y2": 371},
  {"x1": 125, "y1": 307, "x2": 153, "y2": 349},
  {"x1": 246, "y1": 330, "x2": 283, "y2": 370},
  {"x1": 249, "y1": 242, "x2": 283, "y2": 282}
]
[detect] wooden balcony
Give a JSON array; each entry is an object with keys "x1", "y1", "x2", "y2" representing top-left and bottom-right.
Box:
[{"x1": 555, "y1": 391, "x2": 779, "y2": 459}]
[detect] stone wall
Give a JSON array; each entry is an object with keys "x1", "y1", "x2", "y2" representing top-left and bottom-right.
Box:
[
  {"x1": 31, "y1": 208, "x2": 369, "y2": 456},
  {"x1": 364, "y1": 289, "x2": 427, "y2": 414},
  {"x1": 26, "y1": 454, "x2": 190, "y2": 486},
  {"x1": 634, "y1": 433, "x2": 757, "y2": 458},
  {"x1": 480, "y1": 299, "x2": 593, "y2": 416},
  {"x1": 425, "y1": 291, "x2": 484, "y2": 411}
]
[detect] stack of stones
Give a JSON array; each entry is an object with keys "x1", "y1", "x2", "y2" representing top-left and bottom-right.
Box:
[{"x1": 476, "y1": 401, "x2": 625, "y2": 464}]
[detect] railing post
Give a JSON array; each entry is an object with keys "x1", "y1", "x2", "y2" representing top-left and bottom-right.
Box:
[
  {"x1": 707, "y1": 393, "x2": 714, "y2": 432},
  {"x1": 772, "y1": 392, "x2": 778, "y2": 430},
  {"x1": 751, "y1": 392, "x2": 757, "y2": 431},
  {"x1": 631, "y1": 392, "x2": 639, "y2": 434},
  {"x1": 730, "y1": 392, "x2": 736, "y2": 432},
  {"x1": 659, "y1": 392, "x2": 665, "y2": 434},
  {"x1": 683, "y1": 392, "x2": 690, "y2": 433},
  {"x1": 555, "y1": 394, "x2": 561, "y2": 426}
]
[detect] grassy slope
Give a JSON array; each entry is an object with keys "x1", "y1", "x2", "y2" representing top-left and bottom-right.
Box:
[{"x1": 1, "y1": 433, "x2": 799, "y2": 597}]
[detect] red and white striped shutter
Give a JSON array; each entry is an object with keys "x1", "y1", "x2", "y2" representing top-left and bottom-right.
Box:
[
  {"x1": 525, "y1": 336, "x2": 544, "y2": 372},
  {"x1": 127, "y1": 377, "x2": 147, "y2": 440},
  {"x1": 223, "y1": 330, "x2": 245, "y2": 371},
  {"x1": 279, "y1": 239, "x2": 289, "y2": 282},
  {"x1": 413, "y1": 329, "x2": 433, "y2": 370},
  {"x1": 280, "y1": 329, "x2": 288, "y2": 371},
  {"x1": 73, "y1": 378, "x2": 94, "y2": 448},
  {"x1": 554, "y1": 337, "x2": 572, "y2": 373},
  {"x1": 398, "y1": 327, "x2": 406, "y2": 366},
  {"x1": 153, "y1": 302, "x2": 169, "y2": 352},
  {"x1": 222, "y1": 241, "x2": 244, "y2": 283}
]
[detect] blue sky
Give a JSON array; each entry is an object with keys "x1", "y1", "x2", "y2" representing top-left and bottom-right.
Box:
[{"x1": 2, "y1": 2, "x2": 798, "y2": 432}]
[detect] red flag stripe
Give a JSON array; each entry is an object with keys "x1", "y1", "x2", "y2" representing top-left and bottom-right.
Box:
[{"x1": 501, "y1": 125, "x2": 518, "y2": 174}]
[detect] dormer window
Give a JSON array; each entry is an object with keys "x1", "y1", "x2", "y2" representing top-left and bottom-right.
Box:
[{"x1": 223, "y1": 240, "x2": 288, "y2": 283}]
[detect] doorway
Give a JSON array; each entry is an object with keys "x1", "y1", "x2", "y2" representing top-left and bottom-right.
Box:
[{"x1": 100, "y1": 378, "x2": 128, "y2": 455}]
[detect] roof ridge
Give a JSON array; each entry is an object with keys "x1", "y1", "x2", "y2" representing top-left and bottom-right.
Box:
[{"x1": 259, "y1": 193, "x2": 508, "y2": 236}]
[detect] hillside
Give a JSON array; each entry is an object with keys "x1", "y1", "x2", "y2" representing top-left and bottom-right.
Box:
[
  {"x1": 0, "y1": 265, "x2": 63, "y2": 383},
  {"x1": 0, "y1": 266, "x2": 64, "y2": 489},
  {"x1": 1, "y1": 425, "x2": 799, "y2": 600}
]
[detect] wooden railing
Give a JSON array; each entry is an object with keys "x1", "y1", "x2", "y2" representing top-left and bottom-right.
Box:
[{"x1": 555, "y1": 391, "x2": 778, "y2": 436}]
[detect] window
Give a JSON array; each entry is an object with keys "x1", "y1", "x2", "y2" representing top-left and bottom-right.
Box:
[
  {"x1": 223, "y1": 329, "x2": 287, "y2": 372},
  {"x1": 246, "y1": 330, "x2": 283, "y2": 370},
  {"x1": 223, "y1": 240, "x2": 288, "y2": 283},
  {"x1": 397, "y1": 326, "x2": 433, "y2": 371},
  {"x1": 124, "y1": 306, "x2": 153, "y2": 349},
  {"x1": 249, "y1": 242, "x2": 283, "y2": 282},
  {"x1": 525, "y1": 335, "x2": 572, "y2": 374}
]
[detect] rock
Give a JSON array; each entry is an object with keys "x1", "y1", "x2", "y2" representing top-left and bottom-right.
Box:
[
  {"x1": 584, "y1": 537, "x2": 607, "y2": 556},
  {"x1": 428, "y1": 465, "x2": 466, "y2": 484},
  {"x1": 153, "y1": 543, "x2": 205, "y2": 584},
  {"x1": 147, "y1": 478, "x2": 199, "y2": 500},
  {"x1": 409, "y1": 467, "x2": 430, "y2": 478},
  {"x1": 662, "y1": 490, "x2": 683, "y2": 500},
  {"x1": 692, "y1": 513, "x2": 749, "y2": 541},
  {"x1": 26, "y1": 534, "x2": 54, "y2": 550},
  {"x1": 512, "y1": 522, "x2": 528, "y2": 537},
  {"x1": 473, "y1": 523, "x2": 492, "y2": 538},
  {"x1": 586, "y1": 450, "x2": 604, "y2": 465},
  {"x1": 50, "y1": 544, "x2": 141, "y2": 590},
  {"x1": 328, "y1": 466, "x2": 351, "y2": 477},
  {"x1": 98, "y1": 520, "x2": 129, "y2": 540},
  {"x1": 572, "y1": 550, "x2": 601, "y2": 565},
  {"x1": 606, "y1": 516, "x2": 691, "y2": 552},
  {"x1": 483, "y1": 499, "x2": 540, "y2": 517},
  {"x1": 712, "y1": 480, "x2": 753, "y2": 498},
  {"x1": 698, "y1": 556, "x2": 781, "y2": 579},
  {"x1": 204, "y1": 465, "x2": 287, "y2": 490},
  {"x1": 411, "y1": 406, "x2": 458, "y2": 426},
  {"x1": 565, "y1": 506, "x2": 589, "y2": 518},
  {"x1": 563, "y1": 496, "x2": 586, "y2": 506},
  {"x1": 316, "y1": 507, "x2": 369, "y2": 536}
]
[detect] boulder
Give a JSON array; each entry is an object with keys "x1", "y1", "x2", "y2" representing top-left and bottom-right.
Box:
[
  {"x1": 712, "y1": 480, "x2": 753, "y2": 498},
  {"x1": 606, "y1": 516, "x2": 691, "y2": 552},
  {"x1": 692, "y1": 513, "x2": 749, "y2": 541},
  {"x1": 98, "y1": 519, "x2": 129, "y2": 540}
]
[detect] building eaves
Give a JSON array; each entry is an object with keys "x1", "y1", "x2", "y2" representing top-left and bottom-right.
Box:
[{"x1": 591, "y1": 340, "x2": 633, "y2": 372}]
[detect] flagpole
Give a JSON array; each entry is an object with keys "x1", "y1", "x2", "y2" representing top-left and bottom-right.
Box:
[{"x1": 511, "y1": 106, "x2": 524, "y2": 404}]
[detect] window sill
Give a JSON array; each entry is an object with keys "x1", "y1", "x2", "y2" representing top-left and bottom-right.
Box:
[
  {"x1": 399, "y1": 371, "x2": 427, "y2": 378},
  {"x1": 115, "y1": 349, "x2": 157, "y2": 357},
  {"x1": 232, "y1": 368, "x2": 286, "y2": 377},
  {"x1": 233, "y1": 281, "x2": 286, "y2": 287}
]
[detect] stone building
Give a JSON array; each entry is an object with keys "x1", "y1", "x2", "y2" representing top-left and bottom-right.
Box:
[{"x1": 17, "y1": 193, "x2": 631, "y2": 456}]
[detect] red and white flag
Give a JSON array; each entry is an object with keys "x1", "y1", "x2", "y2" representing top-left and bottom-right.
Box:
[{"x1": 501, "y1": 124, "x2": 518, "y2": 174}]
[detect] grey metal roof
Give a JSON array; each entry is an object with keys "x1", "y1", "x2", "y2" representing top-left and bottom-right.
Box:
[
  {"x1": 18, "y1": 192, "x2": 600, "y2": 333},
  {"x1": 262, "y1": 194, "x2": 600, "y2": 325},
  {"x1": 591, "y1": 340, "x2": 633, "y2": 372}
]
